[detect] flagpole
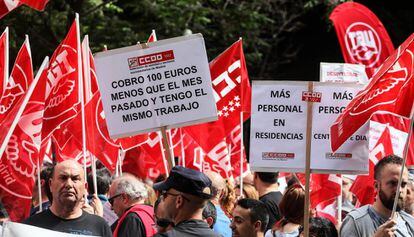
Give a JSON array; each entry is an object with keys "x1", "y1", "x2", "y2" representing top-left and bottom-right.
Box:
[
  {"x1": 391, "y1": 104, "x2": 414, "y2": 218},
  {"x1": 303, "y1": 81, "x2": 315, "y2": 237},
  {"x1": 239, "y1": 112, "x2": 244, "y2": 197},
  {"x1": 37, "y1": 157, "x2": 43, "y2": 213},
  {"x1": 168, "y1": 129, "x2": 176, "y2": 163},
  {"x1": 338, "y1": 175, "x2": 343, "y2": 224},
  {"x1": 180, "y1": 128, "x2": 186, "y2": 167},
  {"x1": 0, "y1": 57, "x2": 49, "y2": 158},
  {"x1": 4, "y1": 27, "x2": 9, "y2": 90},
  {"x1": 74, "y1": 14, "x2": 88, "y2": 200}
]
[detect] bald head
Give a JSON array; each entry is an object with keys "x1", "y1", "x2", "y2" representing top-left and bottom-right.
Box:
[{"x1": 49, "y1": 160, "x2": 87, "y2": 218}]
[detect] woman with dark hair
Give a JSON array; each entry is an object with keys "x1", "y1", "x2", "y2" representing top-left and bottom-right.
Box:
[
  {"x1": 265, "y1": 184, "x2": 305, "y2": 237},
  {"x1": 299, "y1": 217, "x2": 338, "y2": 237}
]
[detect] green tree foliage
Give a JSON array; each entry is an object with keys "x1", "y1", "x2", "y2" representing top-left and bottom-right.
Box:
[{"x1": 1, "y1": 0, "x2": 335, "y2": 78}]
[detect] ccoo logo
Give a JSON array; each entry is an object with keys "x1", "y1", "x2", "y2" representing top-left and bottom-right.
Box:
[{"x1": 345, "y1": 22, "x2": 381, "y2": 68}]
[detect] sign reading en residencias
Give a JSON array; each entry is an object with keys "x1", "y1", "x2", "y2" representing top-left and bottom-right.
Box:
[{"x1": 94, "y1": 34, "x2": 217, "y2": 139}]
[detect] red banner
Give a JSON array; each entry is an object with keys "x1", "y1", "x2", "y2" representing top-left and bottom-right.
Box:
[
  {"x1": 329, "y1": 2, "x2": 395, "y2": 78},
  {"x1": 42, "y1": 18, "x2": 81, "y2": 141},
  {"x1": 330, "y1": 33, "x2": 414, "y2": 152}
]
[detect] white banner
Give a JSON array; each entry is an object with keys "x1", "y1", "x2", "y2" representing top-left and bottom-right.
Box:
[
  {"x1": 320, "y1": 62, "x2": 368, "y2": 84},
  {"x1": 94, "y1": 34, "x2": 217, "y2": 139},
  {"x1": 2, "y1": 222, "x2": 99, "y2": 237},
  {"x1": 250, "y1": 81, "x2": 369, "y2": 174}
]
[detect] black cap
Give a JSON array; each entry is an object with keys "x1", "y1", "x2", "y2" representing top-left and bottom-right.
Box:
[{"x1": 153, "y1": 166, "x2": 213, "y2": 199}]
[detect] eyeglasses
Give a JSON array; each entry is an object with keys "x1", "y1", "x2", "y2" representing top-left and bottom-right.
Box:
[
  {"x1": 108, "y1": 193, "x2": 123, "y2": 206},
  {"x1": 161, "y1": 190, "x2": 190, "y2": 202}
]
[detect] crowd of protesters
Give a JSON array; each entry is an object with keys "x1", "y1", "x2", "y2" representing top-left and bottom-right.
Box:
[{"x1": 1, "y1": 154, "x2": 414, "y2": 236}]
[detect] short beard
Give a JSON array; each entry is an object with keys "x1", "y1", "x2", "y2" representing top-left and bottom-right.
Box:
[{"x1": 379, "y1": 189, "x2": 404, "y2": 211}]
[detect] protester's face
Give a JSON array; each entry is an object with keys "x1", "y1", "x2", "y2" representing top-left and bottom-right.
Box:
[
  {"x1": 49, "y1": 161, "x2": 86, "y2": 208},
  {"x1": 160, "y1": 189, "x2": 182, "y2": 220},
  {"x1": 342, "y1": 177, "x2": 353, "y2": 201},
  {"x1": 230, "y1": 205, "x2": 257, "y2": 237},
  {"x1": 108, "y1": 182, "x2": 127, "y2": 217},
  {"x1": 376, "y1": 164, "x2": 408, "y2": 211},
  {"x1": 405, "y1": 183, "x2": 414, "y2": 213},
  {"x1": 155, "y1": 201, "x2": 173, "y2": 233}
]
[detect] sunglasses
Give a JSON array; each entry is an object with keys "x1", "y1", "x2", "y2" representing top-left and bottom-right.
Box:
[
  {"x1": 108, "y1": 193, "x2": 123, "y2": 206},
  {"x1": 161, "y1": 191, "x2": 190, "y2": 202}
]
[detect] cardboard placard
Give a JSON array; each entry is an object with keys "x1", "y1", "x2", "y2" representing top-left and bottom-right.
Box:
[
  {"x1": 320, "y1": 62, "x2": 368, "y2": 84},
  {"x1": 250, "y1": 81, "x2": 369, "y2": 174},
  {"x1": 94, "y1": 34, "x2": 217, "y2": 139}
]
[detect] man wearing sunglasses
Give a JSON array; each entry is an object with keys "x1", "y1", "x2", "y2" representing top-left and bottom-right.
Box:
[
  {"x1": 153, "y1": 166, "x2": 221, "y2": 237},
  {"x1": 109, "y1": 174, "x2": 156, "y2": 237}
]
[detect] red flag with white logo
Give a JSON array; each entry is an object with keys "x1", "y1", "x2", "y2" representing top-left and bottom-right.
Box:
[
  {"x1": 42, "y1": 17, "x2": 81, "y2": 141},
  {"x1": 351, "y1": 126, "x2": 394, "y2": 206},
  {"x1": 0, "y1": 37, "x2": 32, "y2": 125},
  {"x1": 351, "y1": 112, "x2": 411, "y2": 206},
  {"x1": 329, "y1": 2, "x2": 395, "y2": 78},
  {"x1": 0, "y1": 56, "x2": 47, "y2": 222},
  {"x1": 184, "y1": 39, "x2": 251, "y2": 178},
  {"x1": 330, "y1": 33, "x2": 414, "y2": 152}
]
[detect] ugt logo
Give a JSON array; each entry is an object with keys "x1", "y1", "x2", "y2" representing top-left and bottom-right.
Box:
[{"x1": 345, "y1": 22, "x2": 381, "y2": 68}]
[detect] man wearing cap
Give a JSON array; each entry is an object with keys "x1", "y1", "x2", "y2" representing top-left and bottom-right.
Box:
[{"x1": 153, "y1": 166, "x2": 221, "y2": 237}]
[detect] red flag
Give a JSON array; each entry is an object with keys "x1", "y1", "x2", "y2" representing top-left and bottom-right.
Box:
[
  {"x1": 0, "y1": 0, "x2": 21, "y2": 19},
  {"x1": 42, "y1": 17, "x2": 81, "y2": 140},
  {"x1": 0, "y1": 38, "x2": 32, "y2": 124},
  {"x1": 147, "y1": 30, "x2": 157, "y2": 43},
  {"x1": 0, "y1": 56, "x2": 46, "y2": 222},
  {"x1": 19, "y1": 0, "x2": 48, "y2": 10},
  {"x1": 351, "y1": 126, "x2": 394, "y2": 206},
  {"x1": 329, "y1": 2, "x2": 395, "y2": 78},
  {"x1": 0, "y1": 27, "x2": 8, "y2": 97},
  {"x1": 296, "y1": 173, "x2": 341, "y2": 224},
  {"x1": 330, "y1": 33, "x2": 414, "y2": 152},
  {"x1": 184, "y1": 39, "x2": 251, "y2": 178},
  {"x1": 122, "y1": 132, "x2": 168, "y2": 180}
]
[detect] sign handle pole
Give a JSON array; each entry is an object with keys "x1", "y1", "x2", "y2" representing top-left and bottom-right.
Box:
[
  {"x1": 303, "y1": 82, "x2": 315, "y2": 237},
  {"x1": 161, "y1": 126, "x2": 175, "y2": 170},
  {"x1": 391, "y1": 105, "x2": 414, "y2": 218},
  {"x1": 37, "y1": 157, "x2": 42, "y2": 213}
]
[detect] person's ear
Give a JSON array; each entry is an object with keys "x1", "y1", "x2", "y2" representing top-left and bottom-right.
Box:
[
  {"x1": 253, "y1": 220, "x2": 262, "y2": 232},
  {"x1": 205, "y1": 216, "x2": 214, "y2": 227},
  {"x1": 176, "y1": 195, "x2": 184, "y2": 209},
  {"x1": 374, "y1": 180, "x2": 379, "y2": 191}
]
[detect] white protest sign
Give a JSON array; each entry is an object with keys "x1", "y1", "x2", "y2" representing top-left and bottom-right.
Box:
[
  {"x1": 320, "y1": 62, "x2": 368, "y2": 84},
  {"x1": 311, "y1": 83, "x2": 368, "y2": 173},
  {"x1": 94, "y1": 34, "x2": 217, "y2": 139},
  {"x1": 250, "y1": 81, "x2": 369, "y2": 174},
  {"x1": 2, "y1": 222, "x2": 99, "y2": 237},
  {"x1": 250, "y1": 81, "x2": 308, "y2": 173}
]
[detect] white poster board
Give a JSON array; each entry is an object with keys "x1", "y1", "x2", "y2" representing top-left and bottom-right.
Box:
[
  {"x1": 250, "y1": 81, "x2": 308, "y2": 172},
  {"x1": 320, "y1": 62, "x2": 368, "y2": 84},
  {"x1": 311, "y1": 83, "x2": 368, "y2": 173},
  {"x1": 2, "y1": 222, "x2": 98, "y2": 237},
  {"x1": 94, "y1": 34, "x2": 217, "y2": 139},
  {"x1": 250, "y1": 81, "x2": 369, "y2": 174}
]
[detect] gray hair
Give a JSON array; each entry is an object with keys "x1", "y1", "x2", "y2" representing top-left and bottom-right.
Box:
[{"x1": 114, "y1": 176, "x2": 148, "y2": 200}]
